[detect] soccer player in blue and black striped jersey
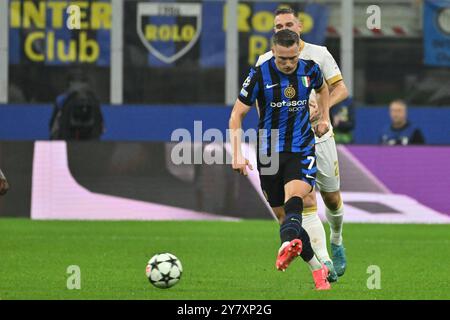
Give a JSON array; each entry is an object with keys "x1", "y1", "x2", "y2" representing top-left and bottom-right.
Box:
[{"x1": 229, "y1": 30, "x2": 331, "y2": 290}]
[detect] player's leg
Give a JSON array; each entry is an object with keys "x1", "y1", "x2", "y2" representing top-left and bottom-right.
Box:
[
  {"x1": 279, "y1": 154, "x2": 330, "y2": 290},
  {"x1": 321, "y1": 189, "x2": 346, "y2": 276},
  {"x1": 301, "y1": 191, "x2": 337, "y2": 282},
  {"x1": 315, "y1": 138, "x2": 347, "y2": 277},
  {"x1": 321, "y1": 190, "x2": 343, "y2": 242},
  {"x1": 271, "y1": 206, "x2": 339, "y2": 277},
  {"x1": 275, "y1": 180, "x2": 310, "y2": 271},
  {"x1": 266, "y1": 195, "x2": 307, "y2": 274},
  {"x1": 281, "y1": 180, "x2": 321, "y2": 270},
  {"x1": 286, "y1": 190, "x2": 330, "y2": 265},
  {"x1": 258, "y1": 155, "x2": 299, "y2": 272}
]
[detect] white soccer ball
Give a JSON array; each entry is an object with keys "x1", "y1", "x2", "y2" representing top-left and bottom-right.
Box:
[{"x1": 145, "y1": 253, "x2": 183, "y2": 289}]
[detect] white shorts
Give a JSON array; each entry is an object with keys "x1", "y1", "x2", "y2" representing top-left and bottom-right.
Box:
[{"x1": 315, "y1": 136, "x2": 340, "y2": 192}]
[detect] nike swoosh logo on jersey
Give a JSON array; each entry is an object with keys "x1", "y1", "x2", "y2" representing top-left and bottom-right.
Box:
[{"x1": 265, "y1": 83, "x2": 279, "y2": 89}]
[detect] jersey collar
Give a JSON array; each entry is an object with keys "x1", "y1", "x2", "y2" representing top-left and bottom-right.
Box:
[{"x1": 270, "y1": 56, "x2": 300, "y2": 76}]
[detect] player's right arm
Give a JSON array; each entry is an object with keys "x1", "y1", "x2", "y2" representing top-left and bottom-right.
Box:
[
  {"x1": 229, "y1": 67, "x2": 260, "y2": 176},
  {"x1": 229, "y1": 99, "x2": 253, "y2": 176}
]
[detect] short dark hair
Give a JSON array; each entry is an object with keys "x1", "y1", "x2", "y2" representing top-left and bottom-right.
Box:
[
  {"x1": 274, "y1": 7, "x2": 295, "y2": 16},
  {"x1": 272, "y1": 29, "x2": 300, "y2": 48}
]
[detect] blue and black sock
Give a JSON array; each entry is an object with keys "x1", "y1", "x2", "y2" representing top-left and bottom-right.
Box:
[
  {"x1": 280, "y1": 196, "x2": 315, "y2": 262},
  {"x1": 280, "y1": 196, "x2": 303, "y2": 243},
  {"x1": 298, "y1": 228, "x2": 314, "y2": 262}
]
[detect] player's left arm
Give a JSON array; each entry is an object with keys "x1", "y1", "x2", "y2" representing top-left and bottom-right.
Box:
[
  {"x1": 328, "y1": 80, "x2": 349, "y2": 109},
  {"x1": 315, "y1": 82, "x2": 331, "y2": 138},
  {"x1": 310, "y1": 62, "x2": 330, "y2": 137},
  {"x1": 322, "y1": 49, "x2": 349, "y2": 108}
]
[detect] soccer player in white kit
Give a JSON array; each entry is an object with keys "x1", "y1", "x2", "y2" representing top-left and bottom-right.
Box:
[{"x1": 255, "y1": 7, "x2": 348, "y2": 282}]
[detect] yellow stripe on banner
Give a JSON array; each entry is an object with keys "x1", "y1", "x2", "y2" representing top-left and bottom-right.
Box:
[
  {"x1": 302, "y1": 206, "x2": 317, "y2": 216},
  {"x1": 326, "y1": 75, "x2": 343, "y2": 86},
  {"x1": 10, "y1": 1, "x2": 21, "y2": 28}
]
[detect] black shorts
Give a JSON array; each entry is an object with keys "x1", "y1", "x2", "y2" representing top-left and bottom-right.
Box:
[{"x1": 257, "y1": 151, "x2": 317, "y2": 208}]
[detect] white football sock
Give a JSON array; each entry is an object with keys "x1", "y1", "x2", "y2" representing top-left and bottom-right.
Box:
[
  {"x1": 325, "y1": 203, "x2": 344, "y2": 246},
  {"x1": 302, "y1": 212, "x2": 331, "y2": 263},
  {"x1": 307, "y1": 255, "x2": 323, "y2": 271},
  {"x1": 278, "y1": 241, "x2": 290, "y2": 253}
]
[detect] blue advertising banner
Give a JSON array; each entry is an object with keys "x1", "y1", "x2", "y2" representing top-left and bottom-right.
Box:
[
  {"x1": 9, "y1": 0, "x2": 329, "y2": 68},
  {"x1": 8, "y1": 0, "x2": 111, "y2": 66},
  {"x1": 140, "y1": 1, "x2": 330, "y2": 68},
  {"x1": 424, "y1": 0, "x2": 450, "y2": 67}
]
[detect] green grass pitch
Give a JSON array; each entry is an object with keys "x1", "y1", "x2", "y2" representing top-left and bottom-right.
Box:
[{"x1": 0, "y1": 218, "x2": 449, "y2": 300}]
